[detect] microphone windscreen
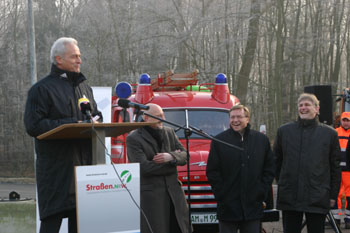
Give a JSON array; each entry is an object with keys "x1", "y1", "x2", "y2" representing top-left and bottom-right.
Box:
[
  {"x1": 78, "y1": 97, "x2": 91, "y2": 115},
  {"x1": 118, "y1": 98, "x2": 130, "y2": 108},
  {"x1": 78, "y1": 97, "x2": 90, "y2": 108}
]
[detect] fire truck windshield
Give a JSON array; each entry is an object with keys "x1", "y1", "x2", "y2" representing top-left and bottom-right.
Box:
[{"x1": 163, "y1": 109, "x2": 229, "y2": 139}]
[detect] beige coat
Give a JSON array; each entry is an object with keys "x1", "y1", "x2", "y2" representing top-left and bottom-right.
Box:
[{"x1": 126, "y1": 126, "x2": 191, "y2": 233}]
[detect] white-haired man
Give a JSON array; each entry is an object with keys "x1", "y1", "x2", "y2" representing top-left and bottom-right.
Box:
[{"x1": 24, "y1": 37, "x2": 102, "y2": 233}]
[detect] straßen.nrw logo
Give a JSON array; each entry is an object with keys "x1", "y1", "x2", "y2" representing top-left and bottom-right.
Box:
[{"x1": 120, "y1": 170, "x2": 132, "y2": 184}]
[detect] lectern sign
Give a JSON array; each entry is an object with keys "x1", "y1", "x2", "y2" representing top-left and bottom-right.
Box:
[{"x1": 75, "y1": 164, "x2": 140, "y2": 233}]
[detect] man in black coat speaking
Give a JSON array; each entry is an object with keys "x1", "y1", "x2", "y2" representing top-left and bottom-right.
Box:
[
  {"x1": 206, "y1": 105, "x2": 275, "y2": 233},
  {"x1": 24, "y1": 37, "x2": 102, "y2": 233}
]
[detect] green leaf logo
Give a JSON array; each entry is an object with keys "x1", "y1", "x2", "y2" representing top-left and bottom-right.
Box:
[{"x1": 120, "y1": 170, "x2": 132, "y2": 183}]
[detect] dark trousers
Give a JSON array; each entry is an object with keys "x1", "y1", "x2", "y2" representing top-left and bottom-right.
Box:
[
  {"x1": 282, "y1": 210, "x2": 326, "y2": 233},
  {"x1": 39, "y1": 209, "x2": 77, "y2": 233},
  {"x1": 219, "y1": 219, "x2": 261, "y2": 233}
]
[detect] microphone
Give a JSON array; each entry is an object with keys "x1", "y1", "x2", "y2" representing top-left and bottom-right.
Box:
[
  {"x1": 118, "y1": 99, "x2": 150, "y2": 110},
  {"x1": 78, "y1": 96, "x2": 92, "y2": 119}
]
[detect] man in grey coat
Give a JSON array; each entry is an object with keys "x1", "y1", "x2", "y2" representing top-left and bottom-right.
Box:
[
  {"x1": 126, "y1": 103, "x2": 191, "y2": 233},
  {"x1": 274, "y1": 93, "x2": 341, "y2": 233}
]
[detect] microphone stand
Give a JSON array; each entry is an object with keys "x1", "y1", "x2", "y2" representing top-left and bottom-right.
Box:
[
  {"x1": 134, "y1": 108, "x2": 143, "y2": 122},
  {"x1": 142, "y1": 112, "x2": 243, "y2": 150},
  {"x1": 142, "y1": 111, "x2": 243, "y2": 233}
]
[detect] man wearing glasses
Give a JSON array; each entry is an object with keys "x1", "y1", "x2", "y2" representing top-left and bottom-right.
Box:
[{"x1": 206, "y1": 104, "x2": 275, "y2": 233}]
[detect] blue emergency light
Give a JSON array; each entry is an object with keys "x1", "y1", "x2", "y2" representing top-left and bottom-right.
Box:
[
  {"x1": 115, "y1": 82, "x2": 132, "y2": 99},
  {"x1": 216, "y1": 73, "x2": 227, "y2": 84},
  {"x1": 139, "y1": 73, "x2": 151, "y2": 84}
]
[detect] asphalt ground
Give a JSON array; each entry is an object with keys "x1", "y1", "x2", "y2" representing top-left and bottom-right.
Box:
[
  {"x1": 0, "y1": 177, "x2": 36, "y2": 200},
  {"x1": 0, "y1": 178, "x2": 349, "y2": 232}
]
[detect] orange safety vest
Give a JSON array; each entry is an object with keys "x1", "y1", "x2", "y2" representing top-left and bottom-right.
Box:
[
  {"x1": 336, "y1": 127, "x2": 350, "y2": 209},
  {"x1": 336, "y1": 126, "x2": 350, "y2": 169}
]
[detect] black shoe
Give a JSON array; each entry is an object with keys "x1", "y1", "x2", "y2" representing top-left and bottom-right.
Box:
[
  {"x1": 325, "y1": 221, "x2": 332, "y2": 229},
  {"x1": 345, "y1": 221, "x2": 350, "y2": 229},
  {"x1": 336, "y1": 219, "x2": 341, "y2": 226},
  {"x1": 325, "y1": 220, "x2": 340, "y2": 229}
]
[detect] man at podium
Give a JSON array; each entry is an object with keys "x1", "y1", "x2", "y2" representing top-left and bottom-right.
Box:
[
  {"x1": 24, "y1": 37, "x2": 102, "y2": 233},
  {"x1": 126, "y1": 104, "x2": 191, "y2": 233}
]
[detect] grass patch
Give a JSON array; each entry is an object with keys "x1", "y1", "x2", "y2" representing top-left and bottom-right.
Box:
[{"x1": 0, "y1": 201, "x2": 36, "y2": 233}]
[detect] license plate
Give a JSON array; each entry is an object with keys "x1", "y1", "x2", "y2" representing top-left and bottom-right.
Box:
[{"x1": 191, "y1": 213, "x2": 218, "y2": 224}]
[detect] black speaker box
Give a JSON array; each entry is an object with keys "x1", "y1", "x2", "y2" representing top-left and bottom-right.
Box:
[{"x1": 304, "y1": 85, "x2": 333, "y2": 125}]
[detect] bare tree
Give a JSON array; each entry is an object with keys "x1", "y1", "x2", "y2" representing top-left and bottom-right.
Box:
[
  {"x1": 236, "y1": 0, "x2": 260, "y2": 103},
  {"x1": 2, "y1": 0, "x2": 350, "y2": 176}
]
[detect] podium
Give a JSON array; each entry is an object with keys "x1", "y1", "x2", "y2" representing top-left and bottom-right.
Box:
[
  {"x1": 37, "y1": 122, "x2": 154, "y2": 164},
  {"x1": 37, "y1": 123, "x2": 150, "y2": 233},
  {"x1": 75, "y1": 163, "x2": 141, "y2": 233}
]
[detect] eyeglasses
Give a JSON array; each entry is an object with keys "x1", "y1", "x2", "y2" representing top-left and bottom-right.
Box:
[{"x1": 230, "y1": 115, "x2": 247, "y2": 120}]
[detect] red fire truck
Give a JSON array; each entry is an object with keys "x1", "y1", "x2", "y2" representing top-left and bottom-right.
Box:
[{"x1": 111, "y1": 71, "x2": 278, "y2": 232}]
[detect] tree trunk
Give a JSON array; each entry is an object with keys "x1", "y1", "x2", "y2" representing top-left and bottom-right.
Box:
[{"x1": 236, "y1": 0, "x2": 260, "y2": 104}]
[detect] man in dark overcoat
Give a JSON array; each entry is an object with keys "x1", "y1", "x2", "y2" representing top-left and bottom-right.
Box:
[
  {"x1": 274, "y1": 93, "x2": 341, "y2": 233},
  {"x1": 206, "y1": 104, "x2": 275, "y2": 233},
  {"x1": 126, "y1": 103, "x2": 191, "y2": 233},
  {"x1": 24, "y1": 37, "x2": 102, "y2": 233}
]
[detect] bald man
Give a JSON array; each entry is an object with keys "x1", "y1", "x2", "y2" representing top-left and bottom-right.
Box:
[{"x1": 126, "y1": 104, "x2": 191, "y2": 233}]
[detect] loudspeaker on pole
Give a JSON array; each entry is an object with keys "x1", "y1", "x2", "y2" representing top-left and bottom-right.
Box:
[{"x1": 304, "y1": 85, "x2": 333, "y2": 125}]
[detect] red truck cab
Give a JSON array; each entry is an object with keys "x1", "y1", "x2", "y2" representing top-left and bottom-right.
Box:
[{"x1": 111, "y1": 71, "x2": 277, "y2": 232}]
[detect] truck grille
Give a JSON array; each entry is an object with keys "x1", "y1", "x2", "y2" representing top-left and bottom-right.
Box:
[
  {"x1": 181, "y1": 181, "x2": 280, "y2": 223},
  {"x1": 182, "y1": 181, "x2": 217, "y2": 210}
]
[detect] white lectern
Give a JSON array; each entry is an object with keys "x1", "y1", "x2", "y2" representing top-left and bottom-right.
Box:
[{"x1": 75, "y1": 164, "x2": 140, "y2": 233}]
